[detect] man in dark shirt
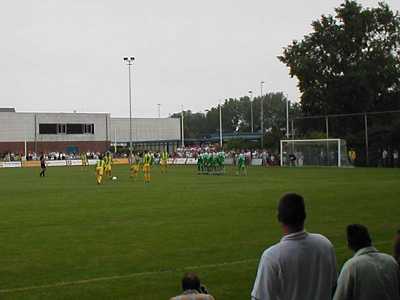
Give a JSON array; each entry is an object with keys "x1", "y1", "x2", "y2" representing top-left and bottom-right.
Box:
[{"x1": 40, "y1": 154, "x2": 46, "y2": 177}]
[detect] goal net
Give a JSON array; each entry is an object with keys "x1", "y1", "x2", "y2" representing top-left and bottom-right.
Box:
[{"x1": 280, "y1": 139, "x2": 351, "y2": 167}]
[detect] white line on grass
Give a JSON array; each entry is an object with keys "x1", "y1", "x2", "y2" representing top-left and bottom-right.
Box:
[
  {"x1": 0, "y1": 240, "x2": 392, "y2": 294},
  {"x1": 0, "y1": 259, "x2": 257, "y2": 294}
]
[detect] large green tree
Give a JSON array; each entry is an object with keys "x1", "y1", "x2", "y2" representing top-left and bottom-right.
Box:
[
  {"x1": 279, "y1": 0, "x2": 400, "y2": 115},
  {"x1": 279, "y1": 1, "x2": 400, "y2": 165}
]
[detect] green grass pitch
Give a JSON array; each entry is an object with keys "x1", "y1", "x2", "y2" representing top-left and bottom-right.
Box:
[{"x1": 0, "y1": 165, "x2": 399, "y2": 299}]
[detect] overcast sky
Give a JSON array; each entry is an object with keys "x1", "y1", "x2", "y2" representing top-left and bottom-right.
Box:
[{"x1": 1, "y1": 0, "x2": 399, "y2": 117}]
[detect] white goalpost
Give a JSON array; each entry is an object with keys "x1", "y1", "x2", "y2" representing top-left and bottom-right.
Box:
[{"x1": 280, "y1": 138, "x2": 351, "y2": 167}]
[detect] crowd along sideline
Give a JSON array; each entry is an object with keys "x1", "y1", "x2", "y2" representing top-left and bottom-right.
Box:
[{"x1": 0, "y1": 158, "x2": 265, "y2": 169}]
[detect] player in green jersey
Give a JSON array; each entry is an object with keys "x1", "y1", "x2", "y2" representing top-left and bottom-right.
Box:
[
  {"x1": 217, "y1": 151, "x2": 225, "y2": 174},
  {"x1": 237, "y1": 152, "x2": 247, "y2": 176},
  {"x1": 197, "y1": 153, "x2": 203, "y2": 174}
]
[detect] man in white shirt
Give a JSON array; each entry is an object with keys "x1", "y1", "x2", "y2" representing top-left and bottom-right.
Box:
[
  {"x1": 251, "y1": 193, "x2": 337, "y2": 300},
  {"x1": 333, "y1": 224, "x2": 400, "y2": 300}
]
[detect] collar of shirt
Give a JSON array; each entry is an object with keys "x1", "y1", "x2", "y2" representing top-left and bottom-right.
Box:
[
  {"x1": 182, "y1": 290, "x2": 200, "y2": 295},
  {"x1": 354, "y1": 246, "x2": 378, "y2": 257},
  {"x1": 281, "y1": 230, "x2": 308, "y2": 241}
]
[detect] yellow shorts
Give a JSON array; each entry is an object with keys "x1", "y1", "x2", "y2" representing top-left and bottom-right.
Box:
[
  {"x1": 105, "y1": 165, "x2": 112, "y2": 172},
  {"x1": 161, "y1": 160, "x2": 167, "y2": 166},
  {"x1": 96, "y1": 167, "x2": 104, "y2": 176},
  {"x1": 131, "y1": 164, "x2": 139, "y2": 172},
  {"x1": 143, "y1": 163, "x2": 150, "y2": 172}
]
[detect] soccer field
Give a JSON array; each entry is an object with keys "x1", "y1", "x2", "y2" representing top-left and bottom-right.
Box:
[{"x1": 0, "y1": 166, "x2": 399, "y2": 299}]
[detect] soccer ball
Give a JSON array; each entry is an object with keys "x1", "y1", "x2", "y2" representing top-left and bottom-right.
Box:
[{"x1": 112, "y1": 176, "x2": 117, "y2": 180}]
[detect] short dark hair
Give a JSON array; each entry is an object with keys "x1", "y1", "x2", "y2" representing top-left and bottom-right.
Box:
[
  {"x1": 182, "y1": 272, "x2": 201, "y2": 291},
  {"x1": 278, "y1": 193, "x2": 306, "y2": 229},
  {"x1": 347, "y1": 224, "x2": 372, "y2": 252}
]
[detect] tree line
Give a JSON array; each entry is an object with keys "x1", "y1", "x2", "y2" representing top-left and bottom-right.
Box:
[
  {"x1": 171, "y1": 93, "x2": 300, "y2": 137},
  {"x1": 170, "y1": 1, "x2": 400, "y2": 165}
]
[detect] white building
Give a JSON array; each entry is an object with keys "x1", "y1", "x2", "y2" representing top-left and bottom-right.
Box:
[{"x1": 0, "y1": 109, "x2": 181, "y2": 154}]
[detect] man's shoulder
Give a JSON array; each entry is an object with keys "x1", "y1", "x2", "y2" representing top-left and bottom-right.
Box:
[
  {"x1": 354, "y1": 250, "x2": 398, "y2": 265},
  {"x1": 307, "y1": 232, "x2": 334, "y2": 247},
  {"x1": 260, "y1": 242, "x2": 285, "y2": 261},
  {"x1": 376, "y1": 251, "x2": 398, "y2": 261}
]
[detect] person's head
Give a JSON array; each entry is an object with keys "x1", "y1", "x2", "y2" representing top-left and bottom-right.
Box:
[
  {"x1": 393, "y1": 230, "x2": 400, "y2": 264},
  {"x1": 181, "y1": 272, "x2": 201, "y2": 292},
  {"x1": 346, "y1": 224, "x2": 372, "y2": 252},
  {"x1": 277, "y1": 193, "x2": 306, "y2": 233}
]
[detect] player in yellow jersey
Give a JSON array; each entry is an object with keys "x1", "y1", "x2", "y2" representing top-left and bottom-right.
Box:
[
  {"x1": 104, "y1": 152, "x2": 113, "y2": 178},
  {"x1": 95, "y1": 156, "x2": 105, "y2": 184},
  {"x1": 160, "y1": 150, "x2": 169, "y2": 174},
  {"x1": 143, "y1": 151, "x2": 151, "y2": 183},
  {"x1": 130, "y1": 153, "x2": 140, "y2": 180},
  {"x1": 81, "y1": 152, "x2": 89, "y2": 170},
  {"x1": 349, "y1": 149, "x2": 357, "y2": 164}
]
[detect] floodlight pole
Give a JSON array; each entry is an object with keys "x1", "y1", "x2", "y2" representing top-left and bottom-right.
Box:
[
  {"x1": 286, "y1": 95, "x2": 290, "y2": 138},
  {"x1": 249, "y1": 90, "x2": 253, "y2": 133},
  {"x1": 325, "y1": 116, "x2": 329, "y2": 138},
  {"x1": 219, "y1": 101, "x2": 223, "y2": 148},
  {"x1": 181, "y1": 105, "x2": 185, "y2": 148},
  {"x1": 260, "y1": 81, "x2": 264, "y2": 148},
  {"x1": 123, "y1": 56, "x2": 135, "y2": 162},
  {"x1": 364, "y1": 112, "x2": 369, "y2": 166}
]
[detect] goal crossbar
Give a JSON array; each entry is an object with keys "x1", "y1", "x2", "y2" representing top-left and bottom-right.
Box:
[{"x1": 280, "y1": 139, "x2": 341, "y2": 143}]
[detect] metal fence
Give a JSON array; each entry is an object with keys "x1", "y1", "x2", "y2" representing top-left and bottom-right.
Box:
[{"x1": 290, "y1": 110, "x2": 400, "y2": 167}]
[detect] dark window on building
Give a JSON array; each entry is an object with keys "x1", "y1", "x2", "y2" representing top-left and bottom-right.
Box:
[
  {"x1": 39, "y1": 123, "x2": 57, "y2": 134},
  {"x1": 67, "y1": 124, "x2": 84, "y2": 134},
  {"x1": 66, "y1": 123, "x2": 95, "y2": 134},
  {"x1": 40, "y1": 123, "x2": 94, "y2": 135}
]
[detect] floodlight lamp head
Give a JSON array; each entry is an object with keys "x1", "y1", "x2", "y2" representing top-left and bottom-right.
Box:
[{"x1": 130, "y1": 57, "x2": 135, "y2": 61}]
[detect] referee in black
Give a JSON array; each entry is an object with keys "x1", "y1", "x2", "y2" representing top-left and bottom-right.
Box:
[{"x1": 39, "y1": 154, "x2": 47, "y2": 177}]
